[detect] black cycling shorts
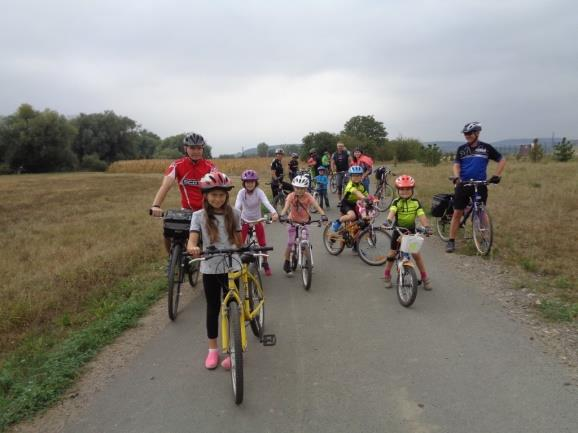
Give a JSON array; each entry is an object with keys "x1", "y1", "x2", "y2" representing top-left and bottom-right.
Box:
[{"x1": 453, "y1": 183, "x2": 487, "y2": 210}]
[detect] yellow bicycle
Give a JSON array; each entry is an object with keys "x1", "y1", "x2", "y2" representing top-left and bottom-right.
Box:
[{"x1": 189, "y1": 245, "x2": 276, "y2": 405}]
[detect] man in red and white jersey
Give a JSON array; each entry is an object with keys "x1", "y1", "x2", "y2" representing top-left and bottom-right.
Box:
[{"x1": 150, "y1": 132, "x2": 216, "y2": 250}]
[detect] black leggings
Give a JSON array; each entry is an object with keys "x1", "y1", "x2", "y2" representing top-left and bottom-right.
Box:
[{"x1": 203, "y1": 273, "x2": 228, "y2": 339}]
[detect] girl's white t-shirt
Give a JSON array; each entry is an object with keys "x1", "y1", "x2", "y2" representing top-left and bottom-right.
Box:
[
  {"x1": 190, "y1": 208, "x2": 242, "y2": 274},
  {"x1": 234, "y1": 187, "x2": 276, "y2": 222}
]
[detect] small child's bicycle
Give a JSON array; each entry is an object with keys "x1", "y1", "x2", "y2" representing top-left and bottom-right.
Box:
[
  {"x1": 280, "y1": 217, "x2": 325, "y2": 291},
  {"x1": 243, "y1": 215, "x2": 273, "y2": 275},
  {"x1": 188, "y1": 245, "x2": 276, "y2": 405},
  {"x1": 382, "y1": 224, "x2": 429, "y2": 308}
]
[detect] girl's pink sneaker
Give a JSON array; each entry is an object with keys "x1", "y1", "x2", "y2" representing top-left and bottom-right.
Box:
[
  {"x1": 221, "y1": 356, "x2": 231, "y2": 370},
  {"x1": 205, "y1": 350, "x2": 219, "y2": 370}
]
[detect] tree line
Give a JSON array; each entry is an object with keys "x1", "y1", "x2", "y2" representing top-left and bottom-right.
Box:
[
  {"x1": 0, "y1": 103, "x2": 212, "y2": 174},
  {"x1": 0, "y1": 104, "x2": 447, "y2": 175}
]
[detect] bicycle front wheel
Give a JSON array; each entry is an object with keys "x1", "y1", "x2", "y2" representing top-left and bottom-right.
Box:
[
  {"x1": 396, "y1": 264, "x2": 418, "y2": 308},
  {"x1": 247, "y1": 264, "x2": 264, "y2": 339},
  {"x1": 375, "y1": 184, "x2": 394, "y2": 212},
  {"x1": 330, "y1": 174, "x2": 337, "y2": 193},
  {"x1": 322, "y1": 224, "x2": 345, "y2": 255},
  {"x1": 357, "y1": 226, "x2": 391, "y2": 266},
  {"x1": 435, "y1": 209, "x2": 453, "y2": 242},
  {"x1": 167, "y1": 243, "x2": 183, "y2": 321},
  {"x1": 301, "y1": 247, "x2": 312, "y2": 291},
  {"x1": 472, "y1": 208, "x2": 493, "y2": 256},
  {"x1": 228, "y1": 301, "x2": 244, "y2": 405},
  {"x1": 187, "y1": 259, "x2": 200, "y2": 287}
]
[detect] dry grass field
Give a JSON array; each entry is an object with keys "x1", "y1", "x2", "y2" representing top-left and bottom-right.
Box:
[{"x1": 1, "y1": 157, "x2": 576, "y2": 357}]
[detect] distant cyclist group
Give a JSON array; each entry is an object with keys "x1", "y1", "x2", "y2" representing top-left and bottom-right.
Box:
[{"x1": 149, "y1": 121, "x2": 506, "y2": 387}]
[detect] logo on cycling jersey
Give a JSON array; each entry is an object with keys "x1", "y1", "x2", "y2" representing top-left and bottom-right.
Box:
[{"x1": 182, "y1": 178, "x2": 200, "y2": 186}]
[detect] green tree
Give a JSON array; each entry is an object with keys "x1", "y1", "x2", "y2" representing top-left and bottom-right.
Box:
[
  {"x1": 340, "y1": 115, "x2": 388, "y2": 157},
  {"x1": 136, "y1": 129, "x2": 161, "y2": 159},
  {"x1": 419, "y1": 143, "x2": 443, "y2": 166},
  {"x1": 71, "y1": 111, "x2": 139, "y2": 163},
  {"x1": 0, "y1": 104, "x2": 77, "y2": 173},
  {"x1": 301, "y1": 131, "x2": 338, "y2": 160},
  {"x1": 389, "y1": 136, "x2": 423, "y2": 162},
  {"x1": 257, "y1": 142, "x2": 269, "y2": 157},
  {"x1": 553, "y1": 137, "x2": 575, "y2": 162},
  {"x1": 529, "y1": 138, "x2": 544, "y2": 162}
]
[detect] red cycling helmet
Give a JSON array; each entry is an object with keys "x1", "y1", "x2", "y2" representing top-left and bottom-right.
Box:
[
  {"x1": 241, "y1": 169, "x2": 259, "y2": 181},
  {"x1": 200, "y1": 172, "x2": 234, "y2": 191},
  {"x1": 395, "y1": 175, "x2": 415, "y2": 189}
]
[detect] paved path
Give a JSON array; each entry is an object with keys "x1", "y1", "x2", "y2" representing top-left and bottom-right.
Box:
[{"x1": 62, "y1": 208, "x2": 577, "y2": 433}]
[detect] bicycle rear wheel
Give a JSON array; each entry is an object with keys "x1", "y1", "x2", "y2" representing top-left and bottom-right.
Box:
[
  {"x1": 273, "y1": 193, "x2": 285, "y2": 212},
  {"x1": 435, "y1": 209, "x2": 452, "y2": 242},
  {"x1": 375, "y1": 184, "x2": 394, "y2": 212},
  {"x1": 322, "y1": 224, "x2": 345, "y2": 255},
  {"x1": 167, "y1": 243, "x2": 183, "y2": 321},
  {"x1": 396, "y1": 264, "x2": 418, "y2": 308},
  {"x1": 301, "y1": 246, "x2": 312, "y2": 291},
  {"x1": 357, "y1": 226, "x2": 391, "y2": 266},
  {"x1": 227, "y1": 301, "x2": 244, "y2": 405},
  {"x1": 247, "y1": 264, "x2": 264, "y2": 339},
  {"x1": 472, "y1": 208, "x2": 493, "y2": 256}
]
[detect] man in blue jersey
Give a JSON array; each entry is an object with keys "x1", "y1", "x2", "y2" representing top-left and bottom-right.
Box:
[{"x1": 446, "y1": 122, "x2": 506, "y2": 253}]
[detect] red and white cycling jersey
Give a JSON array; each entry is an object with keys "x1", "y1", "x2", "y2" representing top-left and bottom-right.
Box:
[{"x1": 164, "y1": 157, "x2": 216, "y2": 210}]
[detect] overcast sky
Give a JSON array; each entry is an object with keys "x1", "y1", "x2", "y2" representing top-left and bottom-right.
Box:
[{"x1": 1, "y1": 0, "x2": 576, "y2": 154}]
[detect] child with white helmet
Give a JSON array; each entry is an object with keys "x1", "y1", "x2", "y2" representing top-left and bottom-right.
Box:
[{"x1": 279, "y1": 175, "x2": 328, "y2": 274}]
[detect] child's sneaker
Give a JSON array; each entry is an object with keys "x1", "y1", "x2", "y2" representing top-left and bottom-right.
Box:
[
  {"x1": 384, "y1": 274, "x2": 393, "y2": 289},
  {"x1": 221, "y1": 356, "x2": 231, "y2": 370},
  {"x1": 263, "y1": 262, "x2": 272, "y2": 276},
  {"x1": 205, "y1": 350, "x2": 219, "y2": 370},
  {"x1": 422, "y1": 278, "x2": 433, "y2": 291},
  {"x1": 283, "y1": 260, "x2": 292, "y2": 275}
]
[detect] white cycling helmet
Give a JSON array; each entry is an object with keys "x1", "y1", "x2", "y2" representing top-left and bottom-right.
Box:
[{"x1": 291, "y1": 175, "x2": 309, "y2": 188}]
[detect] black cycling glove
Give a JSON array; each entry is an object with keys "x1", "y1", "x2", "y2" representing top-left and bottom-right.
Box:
[{"x1": 489, "y1": 175, "x2": 501, "y2": 184}]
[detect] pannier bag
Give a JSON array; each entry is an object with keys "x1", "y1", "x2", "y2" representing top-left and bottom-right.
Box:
[
  {"x1": 163, "y1": 209, "x2": 193, "y2": 239},
  {"x1": 374, "y1": 166, "x2": 386, "y2": 181},
  {"x1": 430, "y1": 193, "x2": 453, "y2": 217}
]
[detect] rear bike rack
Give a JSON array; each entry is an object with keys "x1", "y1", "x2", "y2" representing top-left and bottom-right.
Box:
[{"x1": 261, "y1": 334, "x2": 277, "y2": 346}]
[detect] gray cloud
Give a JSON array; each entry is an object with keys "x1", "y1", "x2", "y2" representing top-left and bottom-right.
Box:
[{"x1": 1, "y1": 0, "x2": 576, "y2": 154}]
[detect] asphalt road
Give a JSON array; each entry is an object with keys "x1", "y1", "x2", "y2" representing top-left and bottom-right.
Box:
[{"x1": 61, "y1": 207, "x2": 577, "y2": 433}]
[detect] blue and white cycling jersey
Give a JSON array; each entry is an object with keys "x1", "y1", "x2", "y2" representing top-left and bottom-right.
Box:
[{"x1": 454, "y1": 141, "x2": 502, "y2": 181}]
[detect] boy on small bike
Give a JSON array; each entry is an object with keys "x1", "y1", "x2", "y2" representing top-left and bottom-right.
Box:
[
  {"x1": 279, "y1": 175, "x2": 328, "y2": 275},
  {"x1": 383, "y1": 175, "x2": 433, "y2": 290},
  {"x1": 331, "y1": 165, "x2": 368, "y2": 232}
]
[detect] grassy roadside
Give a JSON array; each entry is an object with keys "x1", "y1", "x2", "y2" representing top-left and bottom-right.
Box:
[{"x1": 0, "y1": 262, "x2": 165, "y2": 432}]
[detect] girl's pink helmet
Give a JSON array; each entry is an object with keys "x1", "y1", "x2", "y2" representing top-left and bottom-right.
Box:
[{"x1": 200, "y1": 172, "x2": 234, "y2": 191}]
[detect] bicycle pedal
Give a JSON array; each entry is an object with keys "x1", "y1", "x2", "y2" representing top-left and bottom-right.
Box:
[{"x1": 261, "y1": 334, "x2": 277, "y2": 346}]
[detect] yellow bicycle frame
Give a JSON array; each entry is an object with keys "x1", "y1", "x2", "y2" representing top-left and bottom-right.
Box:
[{"x1": 220, "y1": 263, "x2": 264, "y2": 353}]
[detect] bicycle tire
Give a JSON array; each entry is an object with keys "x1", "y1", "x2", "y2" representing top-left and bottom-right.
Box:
[
  {"x1": 322, "y1": 224, "x2": 345, "y2": 255},
  {"x1": 228, "y1": 300, "x2": 244, "y2": 405},
  {"x1": 435, "y1": 209, "x2": 452, "y2": 242},
  {"x1": 357, "y1": 226, "x2": 391, "y2": 266},
  {"x1": 167, "y1": 243, "x2": 183, "y2": 321},
  {"x1": 310, "y1": 192, "x2": 319, "y2": 213},
  {"x1": 187, "y1": 259, "x2": 200, "y2": 287},
  {"x1": 273, "y1": 193, "x2": 286, "y2": 212},
  {"x1": 301, "y1": 246, "x2": 312, "y2": 291},
  {"x1": 472, "y1": 208, "x2": 493, "y2": 256},
  {"x1": 247, "y1": 264, "x2": 264, "y2": 339},
  {"x1": 330, "y1": 174, "x2": 337, "y2": 194},
  {"x1": 396, "y1": 264, "x2": 418, "y2": 308},
  {"x1": 375, "y1": 184, "x2": 394, "y2": 212}
]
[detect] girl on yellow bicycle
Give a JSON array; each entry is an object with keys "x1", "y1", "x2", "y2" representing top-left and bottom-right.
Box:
[{"x1": 187, "y1": 171, "x2": 241, "y2": 370}]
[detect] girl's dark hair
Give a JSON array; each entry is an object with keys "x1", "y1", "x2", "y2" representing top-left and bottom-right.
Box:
[
  {"x1": 203, "y1": 191, "x2": 238, "y2": 245},
  {"x1": 242, "y1": 180, "x2": 259, "y2": 188}
]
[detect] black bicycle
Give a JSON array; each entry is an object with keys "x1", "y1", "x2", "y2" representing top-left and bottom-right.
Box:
[
  {"x1": 161, "y1": 209, "x2": 201, "y2": 320},
  {"x1": 267, "y1": 179, "x2": 293, "y2": 212},
  {"x1": 373, "y1": 166, "x2": 396, "y2": 212},
  {"x1": 432, "y1": 178, "x2": 496, "y2": 256}
]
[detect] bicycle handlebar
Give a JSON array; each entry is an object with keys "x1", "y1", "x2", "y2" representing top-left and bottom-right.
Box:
[
  {"x1": 382, "y1": 224, "x2": 430, "y2": 236},
  {"x1": 243, "y1": 217, "x2": 273, "y2": 225},
  {"x1": 279, "y1": 217, "x2": 325, "y2": 226},
  {"x1": 449, "y1": 177, "x2": 497, "y2": 186}
]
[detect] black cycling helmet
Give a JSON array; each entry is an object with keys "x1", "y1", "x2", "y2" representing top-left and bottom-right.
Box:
[
  {"x1": 462, "y1": 122, "x2": 482, "y2": 134},
  {"x1": 183, "y1": 132, "x2": 206, "y2": 146},
  {"x1": 309, "y1": 148, "x2": 317, "y2": 155}
]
